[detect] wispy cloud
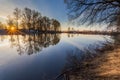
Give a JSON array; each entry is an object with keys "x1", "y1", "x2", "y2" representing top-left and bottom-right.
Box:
[{"x1": 0, "y1": 0, "x2": 36, "y2": 17}]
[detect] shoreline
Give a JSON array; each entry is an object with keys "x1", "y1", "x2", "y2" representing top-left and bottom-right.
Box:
[
  {"x1": 63, "y1": 46, "x2": 120, "y2": 80},
  {"x1": 0, "y1": 29, "x2": 119, "y2": 35}
]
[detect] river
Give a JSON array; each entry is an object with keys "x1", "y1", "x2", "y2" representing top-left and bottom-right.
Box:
[{"x1": 0, "y1": 33, "x2": 113, "y2": 80}]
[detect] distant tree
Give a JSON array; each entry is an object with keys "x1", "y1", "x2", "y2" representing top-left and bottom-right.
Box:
[
  {"x1": 22, "y1": 8, "x2": 32, "y2": 31},
  {"x1": 70, "y1": 27, "x2": 74, "y2": 31},
  {"x1": 52, "y1": 19, "x2": 61, "y2": 31},
  {"x1": 68, "y1": 27, "x2": 71, "y2": 31},
  {"x1": 13, "y1": 8, "x2": 21, "y2": 30},
  {"x1": 31, "y1": 10, "x2": 41, "y2": 30},
  {"x1": 7, "y1": 16, "x2": 14, "y2": 29},
  {"x1": 42, "y1": 16, "x2": 49, "y2": 31},
  {"x1": 64, "y1": 0, "x2": 120, "y2": 31},
  {"x1": 51, "y1": 19, "x2": 55, "y2": 31},
  {"x1": 37, "y1": 17, "x2": 43, "y2": 31},
  {"x1": 0, "y1": 22, "x2": 3, "y2": 30},
  {"x1": 6, "y1": 7, "x2": 61, "y2": 33},
  {"x1": 46, "y1": 18, "x2": 51, "y2": 31}
]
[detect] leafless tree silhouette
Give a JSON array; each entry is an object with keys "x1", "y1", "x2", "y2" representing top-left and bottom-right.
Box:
[{"x1": 64, "y1": 0, "x2": 120, "y2": 31}]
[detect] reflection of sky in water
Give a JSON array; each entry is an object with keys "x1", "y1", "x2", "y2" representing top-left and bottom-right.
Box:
[{"x1": 0, "y1": 34, "x2": 112, "y2": 80}]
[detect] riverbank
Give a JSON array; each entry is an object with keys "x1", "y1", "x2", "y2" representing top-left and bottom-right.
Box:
[
  {"x1": 0, "y1": 29, "x2": 120, "y2": 35},
  {"x1": 65, "y1": 47, "x2": 120, "y2": 80}
]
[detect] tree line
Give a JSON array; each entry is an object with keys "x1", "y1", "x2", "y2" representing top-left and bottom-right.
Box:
[{"x1": 1, "y1": 7, "x2": 61, "y2": 33}]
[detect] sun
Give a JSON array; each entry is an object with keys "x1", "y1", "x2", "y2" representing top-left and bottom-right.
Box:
[
  {"x1": 7, "y1": 26, "x2": 17, "y2": 34},
  {"x1": 6, "y1": 26, "x2": 25, "y2": 35},
  {"x1": 10, "y1": 27, "x2": 16, "y2": 31}
]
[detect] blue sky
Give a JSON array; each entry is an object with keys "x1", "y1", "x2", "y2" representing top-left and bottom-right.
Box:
[
  {"x1": 0, "y1": 0, "x2": 106, "y2": 30},
  {"x1": 0, "y1": 0, "x2": 68, "y2": 25}
]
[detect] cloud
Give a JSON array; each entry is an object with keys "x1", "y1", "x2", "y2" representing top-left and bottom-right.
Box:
[
  {"x1": 0, "y1": 16, "x2": 7, "y2": 23},
  {"x1": 0, "y1": 0, "x2": 36, "y2": 17}
]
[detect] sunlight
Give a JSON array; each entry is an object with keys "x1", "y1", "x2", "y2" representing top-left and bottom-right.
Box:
[
  {"x1": 7, "y1": 26, "x2": 17, "y2": 34},
  {"x1": 6, "y1": 26, "x2": 26, "y2": 35},
  {"x1": 10, "y1": 27, "x2": 15, "y2": 31}
]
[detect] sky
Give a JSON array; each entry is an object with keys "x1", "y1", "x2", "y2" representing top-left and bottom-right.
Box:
[
  {"x1": 0, "y1": 0, "x2": 68, "y2": 27},
  {"x1": 0, "y1": 0, "x2": 107, "y2": 31}
]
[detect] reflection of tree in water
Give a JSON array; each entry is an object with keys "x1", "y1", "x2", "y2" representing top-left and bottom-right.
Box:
[
  {"x1": 59, "y1": 36, "x2": 120, "y2": 80},
  {"x1": 67, "y1": 34, "x2": 80, "y2": 38},
  {"x1": 68, "y1": 34, "x2": 74, "y2": 38},
  {"x1": 111, "y1": 35, "x2": 120, "y2": 46},
  {"x1": 8, "y1": 34, "x2": 61, "y2": 55}
]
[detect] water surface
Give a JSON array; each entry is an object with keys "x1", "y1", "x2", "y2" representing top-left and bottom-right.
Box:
[{"x1": 0, "y1": 34, "x2": 112, "y2": 80}]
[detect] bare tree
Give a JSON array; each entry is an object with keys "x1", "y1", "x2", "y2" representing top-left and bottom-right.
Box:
[
  {"x1": 0, "y1": 22, "x2": 3, "y2": 30},
  {"x1": 7, "y1": 16, "x2": 14, "y2": 29},
  {"x1": 6, "y1": 7, "x2": 61, "y2": 33},
  {"x1": 31, "y1": 10, "x2": 41, "y2": 30},
  {"x1": 13, "y1": 8, "x2": 21, "y2": 30},
  {"x1": 22, "y1": 8, "x2": 32, "y2": 31},
  {"x1": 37, "y1": 16, "x2": 43, "y2": 31},
  {"x1": 42, "y1": 16, "x2": 49, "y2": 31},
  {"x1": 64, "y1": 0, "x2": 120, "y2": 31},
  {"x1": 52, "y1": 19, "x2": 61, "y2": 32}
]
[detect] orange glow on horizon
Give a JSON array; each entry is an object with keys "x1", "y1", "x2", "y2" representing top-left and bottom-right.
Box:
[
  {"x1": 7, "y1": 26, "x2": 25, "y2": 35},
  {"x1": 7, "y1": 26, "x2": 17, "y2": 34},
  {"x1": 10, "y1": 27, "x2": 15, "y2": 31}
]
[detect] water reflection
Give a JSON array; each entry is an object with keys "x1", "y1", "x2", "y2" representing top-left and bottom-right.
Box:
[
  {"x1": 0, "y1": 34, "x2": 114, "y2": 80},
  {"x1": 62, "y1": 35, "x2": 120, "y2": 80},
  {"x1": 0, "y1": 34, "x2": 61, "y2": 55}
]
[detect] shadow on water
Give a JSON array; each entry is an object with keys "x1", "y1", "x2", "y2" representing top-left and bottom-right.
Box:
[
  {"x1": 57, "y1": 35, "x2": 120, "y2": 80},
  {"x1": 0, "y1": 33, "x2": 61, "y2": 55}
]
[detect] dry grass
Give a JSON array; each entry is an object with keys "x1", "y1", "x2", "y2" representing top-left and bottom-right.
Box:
[{"x1": 93, "y1": 49, "x2": 120, "y2": 79}]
